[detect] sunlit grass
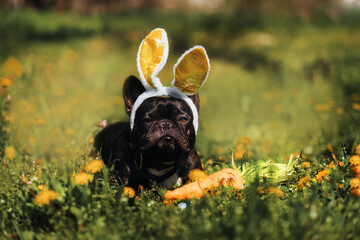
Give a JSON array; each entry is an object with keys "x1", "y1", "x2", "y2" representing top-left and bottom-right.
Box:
[{"x1": 1, "y1": 9, "x2": 360, "y2": 239}]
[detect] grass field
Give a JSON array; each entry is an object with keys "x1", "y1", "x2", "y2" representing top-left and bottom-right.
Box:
[{"x1": 1, "y1": 8, "x2": 360, "y2": 239}]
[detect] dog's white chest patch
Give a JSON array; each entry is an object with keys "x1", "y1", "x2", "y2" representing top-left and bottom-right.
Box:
[{"x1": 162, "y1": 172, "x2": 182, "y2": 189}]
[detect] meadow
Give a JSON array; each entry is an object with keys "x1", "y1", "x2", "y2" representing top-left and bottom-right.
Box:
[{"x1": 1, "y1": 8, "x2": 360, "y2": 239}]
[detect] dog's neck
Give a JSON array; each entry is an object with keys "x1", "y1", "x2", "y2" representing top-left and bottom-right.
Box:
[{"x1": 128, "y1": 143, "x2": 186, "y2": 182}]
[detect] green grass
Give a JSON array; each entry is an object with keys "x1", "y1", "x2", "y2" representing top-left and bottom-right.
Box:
[{"x1": 1, "y1": 8, "x2": 360, "y2": 239}]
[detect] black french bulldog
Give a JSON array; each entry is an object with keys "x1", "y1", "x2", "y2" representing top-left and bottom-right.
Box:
[{"x1": 94, "y1": 75, "x2": 202, "y2": 189}]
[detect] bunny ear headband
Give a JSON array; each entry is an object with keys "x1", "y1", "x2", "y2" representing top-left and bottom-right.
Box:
[{"x1": 130, "y1": 28, "x2": 210, "y2": 134}]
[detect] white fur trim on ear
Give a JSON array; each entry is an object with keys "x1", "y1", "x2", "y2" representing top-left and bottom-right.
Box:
[
  {"x1": 172, "y1": 45, "x2": 210, "y2": 95},
  {"x1": 136, "y1": 28, "x2": 169, "y2": 90},
  {"x1": 130, "y1": 87, "x2": 199, "y2": 134}
]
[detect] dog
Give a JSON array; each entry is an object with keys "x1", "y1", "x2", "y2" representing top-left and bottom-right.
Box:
[
  {"x1": 94, "y1": 75, "x2": 202, "y2": 188},
  {"x1": 94, "y1": 28, "x2": 210, "y2": 189}
]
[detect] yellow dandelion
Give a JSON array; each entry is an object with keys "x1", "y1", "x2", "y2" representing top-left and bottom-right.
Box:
[
  {"x1": 88, "y1": 136, "x2": 95, "y2": 144},
  {"x1": 1, "y1": 78, "x2": 12, "y2": 88},
  {"x1": 327, "y1": 144, "x2": 334, "y2": 153},
  {"x1": 20, "y1": 174, "x2": 28, "y2": 184},
  {"x1": 36, "y1": 158, "x2": 44, "y2": 165},
  {"x1": 34, "y1": 190, "x2": 59, "y2": 206},
  {"x1": 217, "y1": 147, "x2": 224, "y2": 154},
  {"x1": 188, "y1": 169, "x2": 207, "y2": 182},
  {"x1": 73, "y1": 172, "x2": 93, "y2": 185},
  {"x1": 327, "y1": 161, "x2": 336, "y2": 169},
  {"x1": 353, "y1": 103, "x2": 360, "y2": 111},
  {"x1": 301, "y1": 161, "x2": 311, "y2": 169},
  {"x1": 123, "y1": 186, "x2": 135, "y2": 198},
  {"x1": 349, "y1": 178, "x2": 360, "y2": 189},
  {"x1": 336, "y1": 107, "x2": 344, "y2": 115},
  {"x1": 5, "y1": 146, "x2": 16, "y2": 160},
  {"x1": 350, "y1": 188, "x2": 360, "y2": 197},
  {"x1": 266, "y1": 187, "x2": 284, "y2": 197},
  {"x1": 316, "y1": 169, "x2": 330, "y2": 183},
  {"x1": 285, "y1": 152, "x2": 301, "y2": 160},
  {"x1": 2, "y1": 56, "x2": 23, "y2": 78},
  {"x1": 85, "y1": 159, "x2": 105, "y2": 174},
  {"x1": 234, "y1": 144, "x2": 246, "y2": 160},
  {"x1": 338, "y1": 161, "x2": 344, "y2": 167},
  {"x1": 356, "y1": 145, "x2": 360, "y2": 156},
  {"x1": 37, "y1": 184, "x2": 46, "y2": 191},
  {"x1": 338, "y1": 184, "x2": 344, "y2": 189},
  {"x1": 298, "y1": 176, "x2": 311, "y2": 190},
  {"x1": 349, "y1": 155, "x2": 360, "y2": 166},
  {"x1": 351, "y1": 165, "x2": 360, "y2": 176},
  {"x1": 237, "y1": 136, "x2": 252, "y2": 146}
]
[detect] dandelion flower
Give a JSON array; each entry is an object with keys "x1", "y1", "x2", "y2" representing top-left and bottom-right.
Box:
[
  {"x1": 301, "y1": 161, "x2": 311, "y2": 169},
  {"x1": 349, "y1": 155, "x2": 360, "y2": 166},
  {"x1": 3, "y1": 56, "x2": 23, "y2": 78},
  {"x1": 123, "y1": 186, "x2": 135, "y2": 198},
  {"x1": 298, "y1": 176, "x2": 311, "y2": 190},
  {"x1": 353, "y1": 103, "x2": 360, "y2": 111},
  {"x1": 316, "y1": 169, "x2": 329, "y2": 183},
  {"x1": 5, "y1": 146, "x2": 16, "y2": 160},
  {"x1": 350, "y1": 188, "x2": 360, "y2": 197},
  {"x1": 188, "y1": 169, "x2": 207, "y2": 182},
  {"x1": 327, "y1": 161, "x2": 336, "y2": 169},
  {"x1": 237, "y1": 136, "x2": 252, "y2": 146},
  {"x1": 234, "y1": 144, "x2": 246, "y2": 160},
  {"x1": 349, "y1": 178, "x2": 360, "y2": 189},
  {"x1": 37, "y1": 184, "x2": 46, "y2": 191},
  {"x1": 85, "y1": 159, "x2": 105, "y2": 174},
  {"x1": 351, "y1": 165, "x2": 360, "y2": 176},
  {"x1": 36, "y1": 158, "x2": 44, "y2": 165},
  {"x1": 1, "y1": 78, "x2": 12, "y2": 88},
  {"x1": 266, "y1": 187, "x2": 284, "y2": 197},
  {"x1": 34, "y1": 190, "x2": 58, "y2": 206},
  {"x1": 356, "y1": 145, "x2": 360, "y2": 156},
  {"x1": 336, "y1": 107, "x2": 344, "y2": 115},
  {"x1": 73, "y1": 172, "x2": 93, "y2": 185},
  {"x1": 338, "y1": 161, "x2": 344, "y2": 167},
  {"x1": 20, "y1": 174, "x2": 28, "y2": 184},
  {"x1": 217, "y1": 147, "x2": 224, "y2": 154}
]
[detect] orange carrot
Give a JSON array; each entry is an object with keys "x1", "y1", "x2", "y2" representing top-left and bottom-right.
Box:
[{"x1": 164, "y1": 168, "x2": 244, "y2": 200}]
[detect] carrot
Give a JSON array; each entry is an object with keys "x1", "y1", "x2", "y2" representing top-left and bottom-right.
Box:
[{"x1": 164, "y1": 168, "x2": 244, "y2": 200}]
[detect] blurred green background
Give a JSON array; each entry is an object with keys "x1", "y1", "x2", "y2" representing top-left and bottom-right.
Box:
[{"x1": 1, "y1": 0, "x2": 360, "y2": 170}]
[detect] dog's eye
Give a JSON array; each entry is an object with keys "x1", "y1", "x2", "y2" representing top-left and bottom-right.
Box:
[{"x1": 179, "y1": 117, "x2": 189, "y2": 124}]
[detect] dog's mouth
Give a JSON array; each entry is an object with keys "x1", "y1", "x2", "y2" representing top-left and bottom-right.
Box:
[{"x1": 155, "y1": 135, "x2": 177, "y2": 151}]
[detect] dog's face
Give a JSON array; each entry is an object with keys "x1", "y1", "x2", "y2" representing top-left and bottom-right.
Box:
[{"x1": 123, "y1": 76, "x2": 199, "y2": 171}]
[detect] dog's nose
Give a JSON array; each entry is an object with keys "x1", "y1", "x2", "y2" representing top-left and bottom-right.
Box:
[{"x1": 159, "y1": 121, "x2": 171, "y2": 131}]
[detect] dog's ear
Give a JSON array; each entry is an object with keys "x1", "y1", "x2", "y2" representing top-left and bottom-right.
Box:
[
  {"x1": 188, "y1": 93, "x2": 200, "y2": 111},
  {"x1": 123, "y1": 75, "x2": 146, "y2": 115}
]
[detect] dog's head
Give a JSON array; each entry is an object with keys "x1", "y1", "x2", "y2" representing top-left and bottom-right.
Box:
[
  {"x1": 121, "y1": 28, "x2": 210, "y2": 174},
  {"x1": 123, "y1": 76, "x2": 199, "y2": 170}
]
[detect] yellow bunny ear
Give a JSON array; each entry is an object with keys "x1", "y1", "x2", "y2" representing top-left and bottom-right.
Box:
[
  {"x1": 137, "y1": 28, "x2": 169, "y2": 90},
  {"x1": 172, "y1": 46, "x2": 210, "y2": 95}
]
